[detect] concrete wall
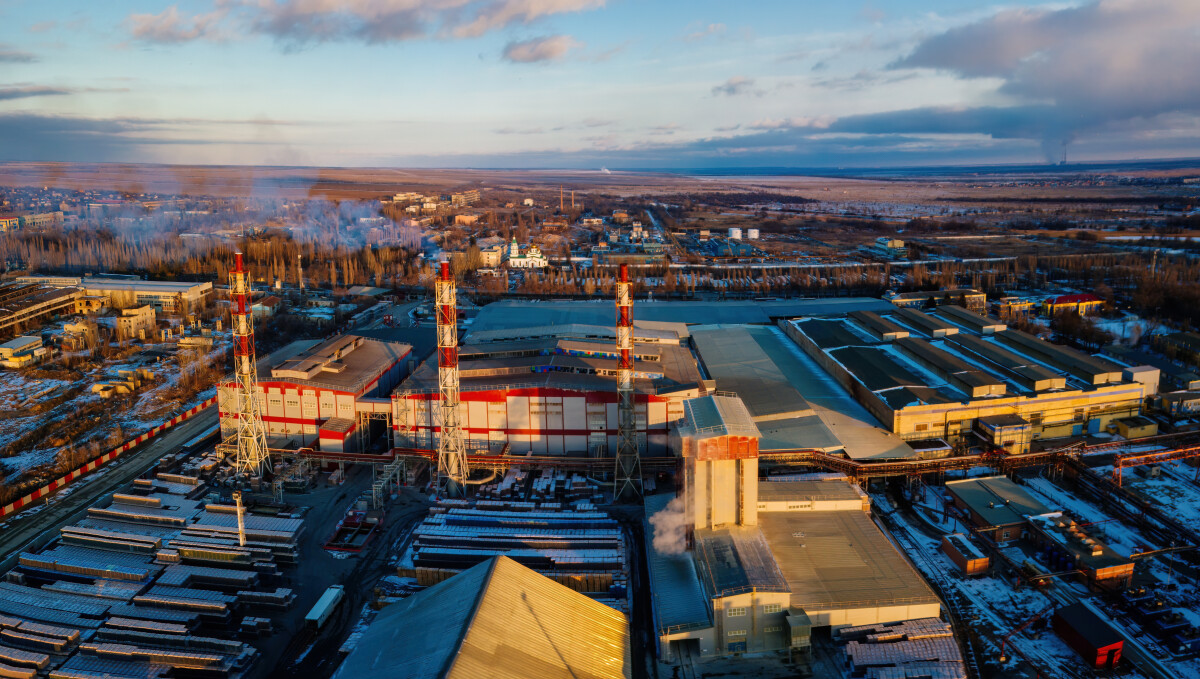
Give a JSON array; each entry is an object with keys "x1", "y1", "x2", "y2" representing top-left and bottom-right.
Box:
[{"x1": 802, "y1": 602, "x2": 943, "y2": 630}]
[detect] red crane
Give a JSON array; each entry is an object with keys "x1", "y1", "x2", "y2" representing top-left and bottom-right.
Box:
[{"x1": 998, "y1": 603, "x2": 1056, "y2": 664}]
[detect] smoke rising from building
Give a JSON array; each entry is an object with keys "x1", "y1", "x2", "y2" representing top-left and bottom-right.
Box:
[{"x1": 649, "y1": 496, "x2": 689, "y2": 555}]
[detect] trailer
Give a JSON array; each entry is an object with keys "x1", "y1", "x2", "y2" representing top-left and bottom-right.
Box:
[{"x1": 305, "y1": 585, "x2": 345, "y2": 631}]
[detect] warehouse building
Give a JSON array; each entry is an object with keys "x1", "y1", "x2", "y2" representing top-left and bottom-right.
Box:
[
  {"x1": 782, "y1": 307, "x2": 1150, "y2": 447},
  {"x1": 690, "y1": 324, "x2": 913, "y2": 460},
  {"x1": 337, "y1": 555, "x2": 630, "y2": 679},
  {"x1": 0, "y1": 283, "x2": 83, "y2": 338},
  {"x1": 1027, "y1": 513, "x2": 1134, "y2": 590},
  {"x1": 944, "y1": 477, "x2": 1050, "y2": 544},
  {"x1": 17, "y1": 275, "x2": 212, "y2": 314},
  {"x1": 1053, "y1": 603, "x2": 1124, "y2": 669},
  {"x1": 392, "y1": 322, "x2": 703, "y2": 456},
  {"x1": 219, "y1": 334, "x2": 412, "y2": 452}
]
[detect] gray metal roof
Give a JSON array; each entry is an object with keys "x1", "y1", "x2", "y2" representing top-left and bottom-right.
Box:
[
  {"x1": 336, "y1": 555, "x2": 630, "y2": 679},
  {"x1": 945, "y1": 476, "x2": 1052, "y2": 527},
  {"x1": 470, "y1": 298, "x2": 892, "y2": 330},
  {"x1": 682, "y1": 394, "x2": 761, "y2": 440},
  {"x1": 643, "y1": 494, "x2": 713, "y2": 634},
  {"x1": 758, "y1": 510, "x2": 939, "y2": 610},
  {"x1": 757, "y1": 479, "x2": 865, "y2": 504},
  {"x1": 691, "y1": 325, "x2": 815, "y2": 421}
]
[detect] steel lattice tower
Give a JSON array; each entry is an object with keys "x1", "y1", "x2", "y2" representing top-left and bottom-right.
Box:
[
  {"x1": 435, "y1": 260, "x2": 468, "y2": 496},
  {"x1": 614, "y1": 263, "x2": 642, "y2": 500},
  {"x1": 230, "y1": 252, "x2": 270, "y2": 476}
]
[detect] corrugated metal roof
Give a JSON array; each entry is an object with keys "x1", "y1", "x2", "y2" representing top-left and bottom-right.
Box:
[
  {"x1": 944, "y1": 476, "x2": 1051, "y2": 527},
  {"x1": 642, "y1": 494, "x2": 712, "y2": 634},
  {"x1": 759, "y1": 510, "x2": 939, "y2": 610},
  {"x1": 336, "y1": 556, "x2": 630, "y2": 679},
  {"x1": 682, "y1": 395, "x2": 761, "y2": 440}
]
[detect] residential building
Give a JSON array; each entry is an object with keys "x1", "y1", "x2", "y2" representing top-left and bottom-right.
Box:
[{"x1": 1043, "y1": 293, "x2": 1104, "y2": 316}]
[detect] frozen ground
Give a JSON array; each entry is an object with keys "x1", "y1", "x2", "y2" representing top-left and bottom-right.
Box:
[
  {"x1": 0, "y1": 336, "x2": 229, "y2": 484},
  {"x1": 874, "y1": 493, "x2": 1131, "y2": 679}
]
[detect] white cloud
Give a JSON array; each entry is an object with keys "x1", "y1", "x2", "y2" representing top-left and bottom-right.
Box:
[{"x1": 501, "y1": 35, "x2": 583, "y2": 63}]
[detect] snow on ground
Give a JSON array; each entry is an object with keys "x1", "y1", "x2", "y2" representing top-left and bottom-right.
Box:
[{"x1": 873, "y1": 494, "x2": 1093, "y2": 678}]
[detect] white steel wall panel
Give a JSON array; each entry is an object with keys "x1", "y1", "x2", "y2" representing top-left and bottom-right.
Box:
[
  {"x1": 507, "y1": 396, "x2": 531, "y2": 429},
  {"x1": 468, "y1": 402, "x2": 486, "y2": 431},
  {"x1": 319, "y1": 393, "x2": 335, "y2": 419},
  {"x1": 487, "y1": 402, "x2": 507, "y2": 430},
  {"x1": 648, "y1": 402, "x2": 667, "y2": 428},
  {"x1": 564, "y1": 398, "x2": 586, "y2": 430}
]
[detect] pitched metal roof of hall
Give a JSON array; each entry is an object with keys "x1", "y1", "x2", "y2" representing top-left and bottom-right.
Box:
[{"x1": 335, "y1": 555, "x2": 630, "y2": 679}]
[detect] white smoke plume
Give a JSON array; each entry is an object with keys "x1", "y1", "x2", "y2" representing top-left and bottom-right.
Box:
[{"x1": 649, "y1": 496, "x2": 690, "y2": 555}]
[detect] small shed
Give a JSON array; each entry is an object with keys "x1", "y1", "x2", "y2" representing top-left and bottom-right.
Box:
[{"x1": 1052, "y1": 603, "x2": 1123, "y2": 669}]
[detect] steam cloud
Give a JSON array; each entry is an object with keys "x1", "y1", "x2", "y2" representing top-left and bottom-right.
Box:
[{"x1": 649, "y1": 496, "x2": 689, "y2": 555}]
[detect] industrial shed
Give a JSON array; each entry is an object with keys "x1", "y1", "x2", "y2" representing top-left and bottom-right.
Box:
[
  {"x1": 1052, "y1": 603, "x2": 1124, "y2": 669},
  {"x1": 336, "y1": 556, "x2": 630, "y2": 679}
]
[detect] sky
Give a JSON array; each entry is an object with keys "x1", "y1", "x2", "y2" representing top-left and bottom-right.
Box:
[{"x1": 1, "y1": 0, "x2": 1198, "y2": 169}]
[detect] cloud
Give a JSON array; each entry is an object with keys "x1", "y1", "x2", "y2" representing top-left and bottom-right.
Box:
[
  {"x1": 582, "y1": 118, "x2": 614, "y2": 128},
  {"x1": 684, "y1": 22, "x2": 725, "y2": 42},
  {"x1": 0, "y1": 86, "x2": 71, "y2": 101},
  {"x1": 129, "y1": 6, "x2": 227, "y2": 44},
  {"x1": 0, "y1": 46, "x2": 37, "y2": 63},
  {"x1": 127, "y1": 0, "x2": 606, "y2": 47},
  {"x1": 711, "y1": 76, "x2": 762, "y2": 97},
  {"x1": 812, "y1": 70, "x2": 918, "y2": 92},
  {"x1": 501, "y1": 35, "x2": 582, "y2": 63},
  {"x1": 889, "y1": 0, "x2": 1200, "y2": 160},
  {"x1": 747, "y1": 116, "x2": 834, "y2": 131}
]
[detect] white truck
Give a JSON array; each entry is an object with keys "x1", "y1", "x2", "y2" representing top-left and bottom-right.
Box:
[{"x1": 305, "y1": 585, "x2": 345, "y2": 631}]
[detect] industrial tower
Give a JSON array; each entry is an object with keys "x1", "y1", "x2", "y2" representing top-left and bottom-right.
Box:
[
  {"x1": 230, "y1": 252, "x2": 270, "y2": 476},
  {"x1": 614, "y1": 264, "x2": 642, "y2": 500},
  {"x1": 435, "y1": 260, "x2": 469, "y2": 495}
]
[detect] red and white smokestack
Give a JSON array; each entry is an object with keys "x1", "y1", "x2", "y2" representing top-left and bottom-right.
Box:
[
  {"x1": 229, "y1": 251, "x2": 269, "y2": 476},
  {"x1": 616, "y1": 263, "x2": 633, "y2": 388},
  {"x1": 231, "y1": 252, "x2": 255, "y2": 380},
  {"x1": 435, "y1": 259, "x2": 467, "y2": 492},
  {"x1": 437, "y1": 261, "x2": 457, "y2": 371},
  {"x1": 613, "y1": 263, "x2": 641, "y2": 499}
]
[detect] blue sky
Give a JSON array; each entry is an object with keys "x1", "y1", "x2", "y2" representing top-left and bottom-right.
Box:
[{"x1": 1, "y1": 0, "x2": 1198, "y2": 168}]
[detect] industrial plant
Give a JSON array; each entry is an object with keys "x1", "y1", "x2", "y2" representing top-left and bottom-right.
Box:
[{"x1": 0, "y1": 242, "x2": 1199, "y2": 679}]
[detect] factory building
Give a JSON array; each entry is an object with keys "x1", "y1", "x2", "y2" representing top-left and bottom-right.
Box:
[
  {"x1": 0, "y1": 283, "x2": 83, "y2": 338},
  {"x1": 393, "y1": 322, "x2": 703, "y2": 456},
  {"x1": 219, "y1": 334, "x2": 412, "y2": 452},
  {"x1": 338, "y1": 556, "x2": 630, "y2": 679},
  {"x1": 944, "y1": 477, "x2": 1051, "y2": 544},
  {"x1": 1026, "y1": 513, "x2": 1134, "y2": 590},
  {"x1": 886, "y1": 289, "x2": 986, "y2": 313},
  {"x1": 782, "y1": 306, "x2": 1150, "y2": 447},
  {"x1": 16, "y1": 275, "x2": 213, "y2": 315},
  {"x1": 646, "y1": 394, "x2": 939, "y2": 662}
]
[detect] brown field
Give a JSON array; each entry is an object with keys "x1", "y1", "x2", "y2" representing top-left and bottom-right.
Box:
[{"x1": 0, "y1": 162, "x2": 1196, "y2": 205}]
